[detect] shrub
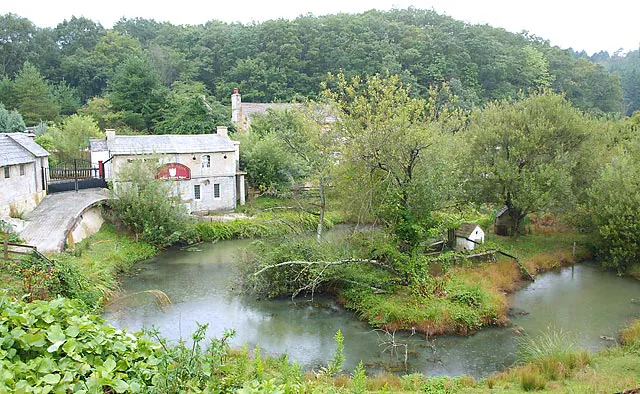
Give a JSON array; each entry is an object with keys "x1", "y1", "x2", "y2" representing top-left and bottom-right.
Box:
[
  {"x1": 519, "y1": 368, "x2": 547, "y2": 391},
  {"x1": 109, "y1": 160, "x2": 189, "y2": 247}
]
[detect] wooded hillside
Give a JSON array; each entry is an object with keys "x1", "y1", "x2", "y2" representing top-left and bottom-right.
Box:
[{"x1": 0, "y1": 8, "x2": 635, "y2": 132}]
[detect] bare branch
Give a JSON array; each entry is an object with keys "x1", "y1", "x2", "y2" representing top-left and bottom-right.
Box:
[{"x1": 252, "y1": 258, "x2": 379, "y2": 276}]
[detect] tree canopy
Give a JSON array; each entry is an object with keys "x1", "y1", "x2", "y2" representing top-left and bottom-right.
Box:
[
  {"x1": 466, "y1": 92, "x2": 589, "y2": 234},
  {"x1": 0, "y1": 8, "x2": 631, "y2": 134}
]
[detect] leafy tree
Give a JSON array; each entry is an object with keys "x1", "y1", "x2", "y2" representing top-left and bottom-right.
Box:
[
  {"x1": 586, "y1": 133, "x2": 640, "y2": 272},
  {"x1": 277, "y1": 106, "x2": 338, "y2": 243},
  {"x1": 60, "y1": 31, "x2": 144, "y2": 100},
  {"x1": 0, "y1": 76, "x2": 16, "y2": 105},
  {"x1": 54, "y1": 16, "x2": 105, "y2": 56},
  {"x1": 108, "y1": 55, "x2": 166, "y2": 130},
  {"x1": 77, "y1": 96, "x2": 126, "y2": 130},
  {"x1": 12, "y1": 62, "x2": 59, "y2": 125},
  {"x1": 325, "y1": 73, "x2": 464, "y2": 249},
  {"x1": 467, "y1": 92, "x2": 589, "y2": 234},
  {"x1": 45, "y1": 114, "x2": 102, "y2": 162},
  {"x1": 240, "y1": 109, "x2": 311, "y2": 193},
  {"x1": 238, "y1": 131, "x2": 300, "y2": 193},
  {"x1": 0, "y1": 102, "x2": 25, "y2": 132},
  {"x1": 109, "y1": 159, "x2": 188, "y2": 246},
  {"x1": 154, "y1": 81, "x2": 229, "y2": 134},
  {"x1": 52, "y1": 81, "x2": 81, "y2": 115},
  {"x1": 0, "y1": 14, "x2": 37, "y2": 76}
]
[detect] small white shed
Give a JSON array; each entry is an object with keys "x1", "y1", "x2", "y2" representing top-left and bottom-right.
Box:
[{"x1": 455, "y1": 223, "x2": 485, "y2": 251}]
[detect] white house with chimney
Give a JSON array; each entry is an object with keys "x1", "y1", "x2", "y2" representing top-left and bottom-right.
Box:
[
  {"x1": 89, "y1": 127, "x2": 245, "y2": 213},
  {"x1": 231, "y1": 89, "x2": 335, "y2": 132},
  {"x1": 0, "y1": 133, "x2": 49, "y2": 218}
]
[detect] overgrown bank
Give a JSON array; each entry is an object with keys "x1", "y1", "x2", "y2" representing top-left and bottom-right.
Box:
[
  {"x1": 246, "y1": 227, "x2": 590, "y2": 337},
  {"x1": 1, "y1": 202, "x2": 342, "y2": 310}
]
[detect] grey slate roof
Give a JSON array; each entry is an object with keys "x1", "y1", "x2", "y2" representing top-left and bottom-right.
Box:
[
  {"x1": 90, "y1": 134, "x2": 236, "y2": 155},
  {"x1": 455, "y1": 223, "x2": 482, "y2": 237},
  {"x1": 495, "y1": 205, "x2": 509, "y2": 218},
  {"x1": 242, "y1": 103, "x2": 336, "y2": 123},
  {"x1": 0, "y1": 133, "x2": 49, "y2": 167},
  {"x1": 242, "y1": 103, "x2": 300, "y2": 118},
  {"x1": 6, "y1": 133, "x2": 49, "y2": 157},
  {"x1": 89, "y1": 138, "x2": 108, "y2": 152}
]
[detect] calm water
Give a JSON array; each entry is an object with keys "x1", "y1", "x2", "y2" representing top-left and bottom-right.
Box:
[{"x1": 104, "y1": 238, "x2": 640, "y2": 378}]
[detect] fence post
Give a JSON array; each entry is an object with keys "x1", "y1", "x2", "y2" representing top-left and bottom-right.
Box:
[
  {"x1": 74, "y1": 159, "x2": 78, "y2": 192},
  {"x1": 3, "y1": 235, "x2": 8, "y2": 260}
]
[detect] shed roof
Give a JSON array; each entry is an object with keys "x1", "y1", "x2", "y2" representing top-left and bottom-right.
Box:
[
  {"x1": 0, "y1": 133, "x2": 49, "y2": 167},
  {"x1": 90, "y1": 134, "x2": 236, "y2": 155},
  {"x1": 495, "y1": 205, "x2": 510, "y2": 218},
  {"x1": 455, "y1": 223, "x2": 482, "y2": 237}
]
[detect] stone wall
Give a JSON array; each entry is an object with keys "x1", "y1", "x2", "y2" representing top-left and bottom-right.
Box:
[
  {"x1": 67, "y1": 206, "x2": 104, "y2": 248},
  {"x1": 0, "y1": 162, "x2": 45, "y2": 218}
]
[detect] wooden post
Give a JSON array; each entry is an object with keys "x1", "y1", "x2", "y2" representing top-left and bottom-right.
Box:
[
  {"x1": 3, "y1": 235, "x2": 8, "y2": 260},
  {"x1": 74, "y1": 159, "x2": 79, "y2": 192}
]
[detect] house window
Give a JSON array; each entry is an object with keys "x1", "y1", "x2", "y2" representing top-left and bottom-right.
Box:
[
  {"x1": 201, "y1": 155, "x2": 211, "y2": 168},
  {"x1": 213, "y1": 183, "x2": 220, "y2": 198},
  {"x1": 20, "y1": 164, "x2": 25, "y2": 176},
  {"x1": 194, "y1": 184, "x2": 201, "y2": 200},
  {"x1": 3, "y1": 167, "x2": 9, "y2": 178}
]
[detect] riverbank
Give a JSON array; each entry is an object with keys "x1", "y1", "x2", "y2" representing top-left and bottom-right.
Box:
[
  {"x1": 0, "y1": 201, "x2": 342, "y2": 309},
  {"x1": 311, "y1": 320, "x2": 640, "y2": 392},
  {"x1": 266, "y1": 229, "x2": 592, "y2": 337},
  {"x1": 2, "y1": 294, "x2": 639, "y2": 393}
]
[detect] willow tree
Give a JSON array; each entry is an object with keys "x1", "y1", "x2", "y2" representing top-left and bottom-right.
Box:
[
  {"x1": 324, "y1": 73, "x2": 464, "y2": 250},
  {"x1": 467, "y1": 92, "x2": 589, "y2": 234}
]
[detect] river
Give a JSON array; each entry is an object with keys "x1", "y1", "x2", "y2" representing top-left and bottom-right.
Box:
[{"x1": 104, "y1": 237, "x2": 640, "y2": 378}]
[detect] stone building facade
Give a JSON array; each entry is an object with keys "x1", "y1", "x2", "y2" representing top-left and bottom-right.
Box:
[
  {"x1": 90, "y1": 128, "x2": 245, "y2": 213},
  {"x1": 0, "y1": 133, "x2": 50, "y2": 218}
]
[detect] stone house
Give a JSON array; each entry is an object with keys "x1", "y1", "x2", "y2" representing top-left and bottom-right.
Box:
[
  {"x1": 231, "y1": 89, "x2": 335, "y2": 132},
  {"x1": 89, "y1": 127, "x2": 245, "y2": 213},
  {"x1": 0, "y1": 133, "x2": 50, "y2": 218}
]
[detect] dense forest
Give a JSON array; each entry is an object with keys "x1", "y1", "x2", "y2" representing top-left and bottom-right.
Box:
[{"x1": 0, "y1": 8, "x2": 638, "y2": 134}]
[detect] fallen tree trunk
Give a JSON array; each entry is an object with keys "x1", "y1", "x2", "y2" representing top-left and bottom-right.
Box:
[{"x1": 252, "y1": 258, "x2": 379, "y2": 276}]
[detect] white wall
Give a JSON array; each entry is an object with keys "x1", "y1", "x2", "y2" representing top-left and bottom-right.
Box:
[
  {"x1": 110, "y1": 151, "x2": 239, "y2": 213},
  {"x1": 455, "y1": 227, "x2": 485, "y2": 251},
  {"x1": 91, "y1": 151, "x2": 110, "y2": 179},
  {"x1": 0, "y1": 162, "x2": 46, "y2": 218},
  {"x1": 68, "y1": 206, "x2": 104, "y2": 248}
]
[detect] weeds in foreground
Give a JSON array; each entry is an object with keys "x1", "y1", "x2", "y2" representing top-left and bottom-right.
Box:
[
  {"x1": 518, "y1": 328, "x2": 579, "y2": 363},
  {"x1": 620, "y1": 320, "x2": 640, "y2": 349},
  {"x1": 506, "y1": 328, "x2": 592, "y2": 391}
]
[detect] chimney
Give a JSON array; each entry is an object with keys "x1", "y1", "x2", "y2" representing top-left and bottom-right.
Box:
[
  {"x1": 105, "y1": 129, "x2": 116, "y2": 150},
  {"x1": 231, "y1": 88, "x2": 241, "y2": 123},
  {"x1": 217, "y1": 126, "x2": 228, "y2": 137}
]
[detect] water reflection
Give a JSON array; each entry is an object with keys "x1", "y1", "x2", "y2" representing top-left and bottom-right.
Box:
[{"x1": 105, "y1": 238, "x2": 640, "y2": 378}]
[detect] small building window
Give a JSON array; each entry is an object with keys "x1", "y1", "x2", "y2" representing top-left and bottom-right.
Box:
[
  {"x1": 3, "y1": 166, "x2": 9, "y2": 178},
  {"x1": 20, "y1": 164, "x2": 25, "y2": 176},
  {"x1": 202, "y1": 155, "x2": 211, "y2": 168},
  {"x1": 213, "y1": 183, "x2": 220, "y2": 198},
  {"x1": 194, "y1": 184, "x2": 201, "y2": 200}
]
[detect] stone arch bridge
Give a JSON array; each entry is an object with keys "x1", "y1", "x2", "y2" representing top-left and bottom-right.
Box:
[{"x1": 19, "y1": 189, "x2": 109, "y2": 253}]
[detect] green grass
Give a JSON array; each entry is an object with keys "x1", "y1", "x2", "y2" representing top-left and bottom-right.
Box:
[{"x1": 42, "y1": 225, "x2": 157, "y2": 308}]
